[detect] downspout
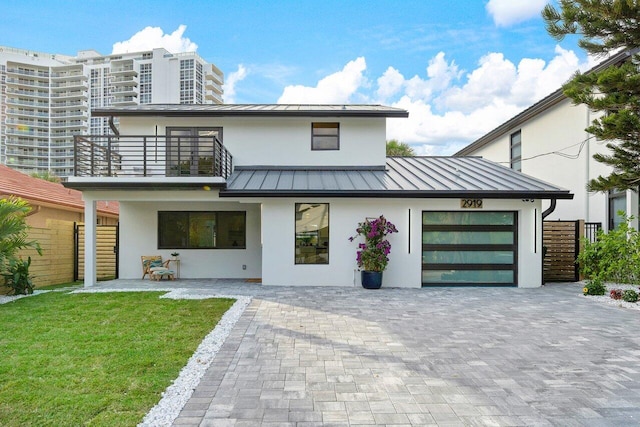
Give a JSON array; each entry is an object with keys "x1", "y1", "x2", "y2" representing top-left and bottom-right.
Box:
[
  {"x1": 542, "y1": 199, "x2": 557, "y2": 219},
  {"x1": 108, "y1": 116, "x2": 119, "y2": 136},
  {"x1": 541, "y1": 198, "x2": 557, "y2": 286}
]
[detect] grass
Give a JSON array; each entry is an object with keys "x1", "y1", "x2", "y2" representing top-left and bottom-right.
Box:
[{"x1": 0, "y1": 291, "x2": 235, "y2": 426}]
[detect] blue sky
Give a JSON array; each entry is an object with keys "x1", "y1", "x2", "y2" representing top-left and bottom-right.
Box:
[{"x1": 1, "y1": 0, "x2": 594, "y2": 154}]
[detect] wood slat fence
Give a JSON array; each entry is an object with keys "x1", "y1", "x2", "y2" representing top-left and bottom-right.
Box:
[
  {"x1": 74, "y1": 224, "x2": 119, "y2": 281},
  {"x1": 543, "y1": 220, "x2": 583, "y2": 282}
]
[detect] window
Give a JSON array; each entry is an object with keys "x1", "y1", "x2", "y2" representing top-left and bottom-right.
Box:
[
  {"x1": 166, "y1": 127, "x2": 222, "y2": 176},
  {"x1": 311, "y1": 123, "x2": 339, "y2": 150},
  {"x1": 295, "y1": 203, "x2": 329, "y2": 264},
  {"x1": 608, "y1": 190, "x2": 626, "y2": 229},
  {"x1": 510, "y1": 130, "x2": 522, "y2": 172},
  {"x1": 158, "y1": 211, "x2": 246, "y2": 249}
]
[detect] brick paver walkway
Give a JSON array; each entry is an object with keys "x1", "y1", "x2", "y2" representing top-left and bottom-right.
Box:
[{"x1": 93, "y1": 281, "x2": 640, "y2": 426}]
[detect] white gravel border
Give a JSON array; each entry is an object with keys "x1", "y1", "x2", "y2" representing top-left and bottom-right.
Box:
[
  {"x1": 0, "y1": 290, "x2": 50, "y2": 304},
  {"x1": 71, "y1": 287, "x2": 251, "y2": 427},
  {"x1": 581, "y1": 281, "x2": 640, "y2": 311}
]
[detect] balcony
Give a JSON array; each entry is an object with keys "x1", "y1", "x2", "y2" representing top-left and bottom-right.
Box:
[
  {"x1": 6, "y1": 88, "x2": 49, "y2": 98},
  {"x1": 73, "y1": 135, "x2": 233, "y2": 179},
  {"x1": 6, "y1": 68, "x2": 49, "y2": 78},
  {"x1": 50, "y1": 90, "x2": 87, "y2": 99},
  {"x1": 111, "y1": 95, "x2": 138, "y2": 106}
]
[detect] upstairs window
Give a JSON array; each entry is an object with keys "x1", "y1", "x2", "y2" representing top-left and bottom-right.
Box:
[
  {"x1": 311, "y1": 123, "x2": 339, "y2": 150},
  {"x1": 510, "y1": 130, "x2": 522, "y2": 172}
]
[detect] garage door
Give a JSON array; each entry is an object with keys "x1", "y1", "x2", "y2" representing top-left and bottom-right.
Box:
[{"x1": 422, "y1": 211, "x2": 517, "y2": 286}]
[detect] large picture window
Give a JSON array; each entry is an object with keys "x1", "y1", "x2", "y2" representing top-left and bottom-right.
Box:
[
  {"x1": 311, "y1": 123, "x2": 339, "y2": 150},
  {"x1": 158, "y1": 211, "x2": 246, "y2": 249},
  {"x1": 295, "y1": 203, "x2": 329, "y2": 264}
]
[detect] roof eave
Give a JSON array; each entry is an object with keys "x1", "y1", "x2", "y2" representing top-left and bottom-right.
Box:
[
  {"x1": 220, "y1": 190, "x2": 574, "y2": 200},
  {"x1": 62, "y1": 181, "x2": 227, "y2": 191}
]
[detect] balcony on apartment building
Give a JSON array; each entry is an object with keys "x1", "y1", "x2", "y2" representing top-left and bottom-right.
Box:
[
  {"x1": 71, "y1": 134, "x2": 233, "y2": 186},
  {"x1": 6, "y1": 67, "x2": 50, "y2": 78},
  {"x1": 6, "y1": 87, "x2": 49, "y2": 98}
]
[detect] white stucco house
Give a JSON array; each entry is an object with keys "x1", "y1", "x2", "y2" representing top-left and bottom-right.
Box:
[
  {"x1": 455, "y1": 49, "x2": 639, "y2": 233},
  {"x1": 65, "y1": 104, "x2": 572, "y2": 288}
]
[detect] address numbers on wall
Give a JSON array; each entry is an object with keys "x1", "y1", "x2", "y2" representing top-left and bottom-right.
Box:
[{"x1": 460, "y1": 199, "x2": 483, "y2": 209}]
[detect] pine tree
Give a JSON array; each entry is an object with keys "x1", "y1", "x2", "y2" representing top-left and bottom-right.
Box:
[{"x1": 542, "y1": 0, "x2": 640, "y2": 192}]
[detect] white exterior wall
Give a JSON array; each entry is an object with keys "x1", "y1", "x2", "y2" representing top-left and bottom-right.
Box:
[
  {"x1": 118, "y1": 116, "x2": 387, "y2": 167},
  {"x1": 465, "y1": 98, "x2": 634, "y2": 230},
  {"x1": 262, "y1": 198, "x2": 542, "y2": 288},
  {"x1": 82, "y1": 189, "x2": 262, "y2": 280}
]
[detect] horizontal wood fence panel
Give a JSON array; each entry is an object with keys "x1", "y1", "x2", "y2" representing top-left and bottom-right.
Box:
[
  {"x1": 75, "y1": 224, "x2": 118, "y2": 281},
  {"x1": 543, "y1": 220, "x2": 582, "y2": 282}
]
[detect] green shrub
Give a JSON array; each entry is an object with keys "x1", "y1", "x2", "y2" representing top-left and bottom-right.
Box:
[
  {"x1": 622, "y1": 289, "x2": 638, "y2": 303},
  {"x1": 2, "y1": 257, "x2": 34, "y2": 295},
  {"x1": 583, "y1": 277, "x2": 606, "y2": 296},
  {"x1": 577, "y1": 212, "x2": 640, "y2": 284}
]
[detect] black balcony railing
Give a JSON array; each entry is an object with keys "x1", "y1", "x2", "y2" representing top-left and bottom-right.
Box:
[{"x1": 73, "y1": 135, "x2": 233, "y2": 179}]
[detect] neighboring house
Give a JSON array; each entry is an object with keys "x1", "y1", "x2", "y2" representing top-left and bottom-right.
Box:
[
  {"x1": 0, "y1": 165, "x2": 118, "y2": 226},
  {"x1": 455, "y1": 50, "x2": 638, "y2": 233},
  {"x1": 0, "y1": 45, "x2": 223, "y2": 177},
  {"x1": 0, "y1": 165, "x2": 119, "y2": 287},
  {"x1": 65, "y1": 104, "x2": 572, "y2": 288}
]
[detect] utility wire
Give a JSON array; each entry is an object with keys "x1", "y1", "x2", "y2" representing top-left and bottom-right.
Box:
[{"x1": 496, "y1": 135, "x2": 595, "y2": 164}]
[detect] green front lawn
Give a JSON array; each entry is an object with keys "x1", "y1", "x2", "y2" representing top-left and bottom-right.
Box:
[{"x1": 0, "y1": 291, "x2": 235, "y2": 426}]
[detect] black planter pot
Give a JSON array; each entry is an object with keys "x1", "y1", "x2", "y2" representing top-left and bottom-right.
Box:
[{"x1": 361, "y1": 270, "x2": 383, "y2": 289}]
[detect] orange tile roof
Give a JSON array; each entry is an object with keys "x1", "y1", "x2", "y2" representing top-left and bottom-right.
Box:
[{"x1": 0, "y1": 165, "x2": 119, "y2": 216}]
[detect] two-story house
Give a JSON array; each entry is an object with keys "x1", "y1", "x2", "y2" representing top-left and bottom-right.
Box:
[
  {"x1": 65, "y1": 104, "x2": 572, "y2": 288},
  {"x1": 455, "y1": 49, "x2": 639, "y2": 233}
]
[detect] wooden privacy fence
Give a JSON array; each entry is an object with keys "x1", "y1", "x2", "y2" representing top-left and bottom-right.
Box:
[
  {"x1": 75, "y1": 224, "x2": 119, "y2": 281},
  {"x1": 543, "y1": 220, "x2": 583, "y2": 282},
  {"x1": 7, "y1": 219, "x2": 76, "y2": 289}
]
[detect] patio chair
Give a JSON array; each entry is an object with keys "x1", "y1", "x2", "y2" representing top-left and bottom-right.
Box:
[{"x1": 141, "y1": 255, "x2": 172, "y2": 279}]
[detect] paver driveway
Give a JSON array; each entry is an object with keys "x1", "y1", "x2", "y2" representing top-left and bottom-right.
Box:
[{"x1": 98, "y1": 281, "x2": 640, "y2": 426}]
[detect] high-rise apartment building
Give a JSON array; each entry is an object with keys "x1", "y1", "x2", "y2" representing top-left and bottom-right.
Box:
[{"x1": 0, "y1": 46, "x2": 224, "y2": 176}]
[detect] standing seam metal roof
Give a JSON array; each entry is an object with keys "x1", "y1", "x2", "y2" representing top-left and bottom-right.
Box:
[
  {"x1": 90, "y1": 104, "x2": 409, "y2": 118},
  {"x1": 222, "y1": 156, "x2": 573, "y2": 199}
]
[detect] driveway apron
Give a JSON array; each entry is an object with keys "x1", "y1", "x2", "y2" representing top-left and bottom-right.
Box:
[{"x1": 164, "y1": 283, "x2": 640, "y2": 426}]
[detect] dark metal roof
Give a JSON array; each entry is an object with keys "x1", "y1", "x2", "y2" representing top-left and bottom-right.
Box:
[
  {"x1": 455, "y1": 49, "x2": 636, "y2": 156},
  {"x1": 222, "y1": 156, "x2": 573, "y2": 199},
  {"x1": 91, "y1": 104, "x2": 409, "y2": 118}
]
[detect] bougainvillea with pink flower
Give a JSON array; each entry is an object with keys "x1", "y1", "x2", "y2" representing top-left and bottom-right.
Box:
[{"x1": 348, "y1": 215, "x2": 398, "y2": 272}]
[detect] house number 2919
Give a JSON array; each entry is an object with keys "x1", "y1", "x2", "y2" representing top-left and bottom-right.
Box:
[{"x1": 460, "y1": 199, "x2": 483, "y2": 209}]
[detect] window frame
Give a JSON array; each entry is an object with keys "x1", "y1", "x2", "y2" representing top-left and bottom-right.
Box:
[
  {"x1": 311, "y1": 122, "x2": 340, "y2": 151},
  {"x1": 157, "y1": 210, "x2": 246, "y2": 250},
  {"x1": 295, "y1": 203, "x2": 330, "y2": 265},
  {"x1": 608, "y1": 190, "x2": 627, "y2": 230},
  {"x1": 166, "y1": 126, "x2": 223, "y2": 177},
  {"x1": 510, "y1": 130, "x2": 522, "y2": 172}
]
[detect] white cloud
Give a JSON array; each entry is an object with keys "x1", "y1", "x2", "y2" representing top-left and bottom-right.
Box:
[
  {"x1": 277, "y1": 57, "x2": 367, "y2": 104},
  {"x1": 275, "y1": 48, "x2": 592, "y2": 155},
  {"x1": 486, "y1": 0, "x2": 548, "y2": 27},
  {"x1": 112, "y1": 25, "x2": 197, "y2": 54},
  {"x1": 377, "y1": 67, "x2": 405, "y2": 100},
  {"x1": 223, "y1": 64, "x2": 248, "y2": 104}
]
